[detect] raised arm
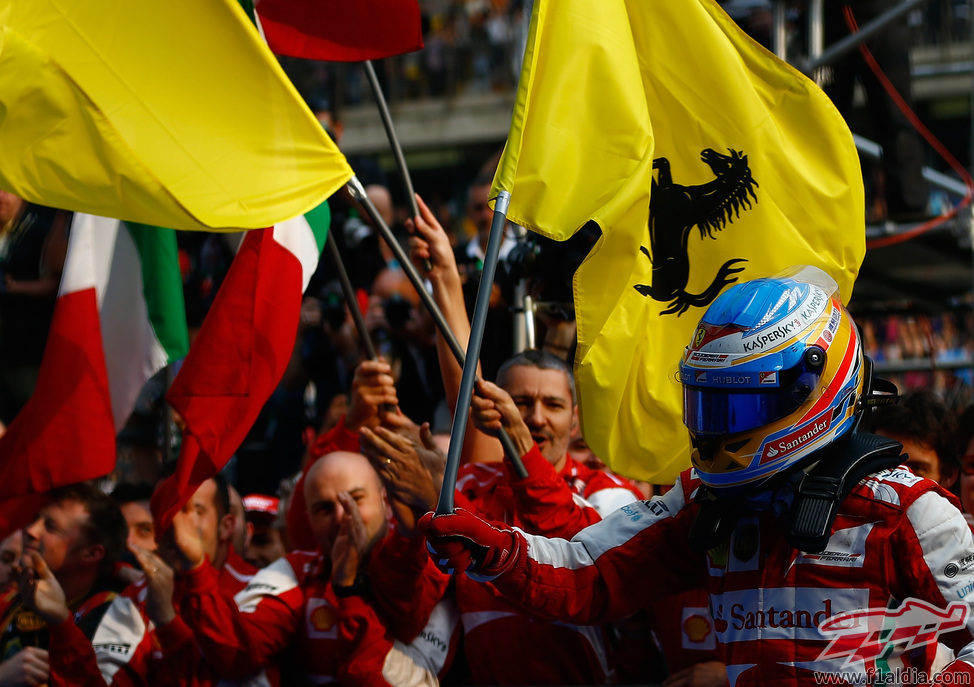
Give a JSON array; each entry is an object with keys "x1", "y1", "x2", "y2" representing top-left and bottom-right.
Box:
[
  {"x1": 421, "y1": 483, "x2": 694, "y2": 625},
  {"x1": 359, "y1": 414, "x2": 451, "y2": 642},
  {"x1": 406, "y1": 194, "x2": 503, "y2": 464}
]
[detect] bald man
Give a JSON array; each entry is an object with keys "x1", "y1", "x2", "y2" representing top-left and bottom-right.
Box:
[{"x1": 180, "y1": 452, "x2": 456, "y2": 685}]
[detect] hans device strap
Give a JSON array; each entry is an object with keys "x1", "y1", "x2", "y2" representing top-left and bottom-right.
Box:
[{"x1": 787, "y1": 432, "x2": 903, "y2": 553}]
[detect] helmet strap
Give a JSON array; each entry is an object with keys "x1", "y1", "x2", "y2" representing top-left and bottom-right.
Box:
[
  {"x1": 687, "y1": 488, "x2": 735, "y2": 553},
  {"x1": 787, "y1": 431, "x2": 903, "y2": 553},
  {"x1": 687, "y1": 431, "x2": 903, "y2": 553}
]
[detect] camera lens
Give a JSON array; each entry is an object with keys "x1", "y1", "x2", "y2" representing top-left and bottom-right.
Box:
[{"x1": 383, "y1": 297, "x2": 412, "y2": 329}]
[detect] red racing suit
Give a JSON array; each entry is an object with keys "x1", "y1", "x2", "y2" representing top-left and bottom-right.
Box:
[
  {"x1": 454, "y1": 444, "x2": 642, "y2": 684},
  {"x1": 485, "y1": 465, "x2": 974, "y2": 686},
  {"x1": 180, "y1": 530, "x2": 456, "y2": 685},
  {"x1": 644, "y1": 587, "x2": 720, "y2": 674},
  {"x1": 51, "y1": 549, "x2": 271, "y2": 687}
]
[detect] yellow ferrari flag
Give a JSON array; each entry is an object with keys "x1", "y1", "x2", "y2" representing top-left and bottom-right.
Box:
[
  {"x1": 493, "y1": 0, "x2": 865, "y2": 484},
  {"x1": 0, "y1": 0, "x2": 352, "y2": 232}
]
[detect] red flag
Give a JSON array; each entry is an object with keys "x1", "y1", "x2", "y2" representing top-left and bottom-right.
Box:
[
  {"x1": 256, "y1": 0, "x2": 423, "y2": 61},
  {"x1": 151, "y1": 208, "x2": 329, "y2": 532},
  {"x1": 0, "y1": 226, "x2": 115, "y2": 537}
]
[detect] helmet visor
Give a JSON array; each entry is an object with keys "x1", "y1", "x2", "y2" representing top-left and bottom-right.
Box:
[
  {"x1": 683, "y1": 360, "x2": 825, "y2": 436},
  {"x1": 683, "y1": 387, "x2": 808, "y2": 435}
]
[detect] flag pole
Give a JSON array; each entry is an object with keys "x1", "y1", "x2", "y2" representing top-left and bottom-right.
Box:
[
  {"x1": 347, "y1": 177, "x2": 527, "y2": 478},
  {"x1": 436, "y1": 191, "x2": 512, "y2": 514},
  {"x1": 363, "y1": 61, "x2": 418, "y2": 217},
  {"x1": 361, "y1": 60, "x2": 432, "y2": 272},
  {"x1": 324, "y1": 232, "x2": 378, "y2": 360}
]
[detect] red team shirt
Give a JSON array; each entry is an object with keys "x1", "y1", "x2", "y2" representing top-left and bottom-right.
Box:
[
  {"x1": 454, "y1": 444, "x2": 643, "y2": 684},
  {"x1": 484, "y1": 465, "x2": 974, "y2": 686},
  {"x1": 51, "y1": 548, "x2": 267, "y2": 686}
]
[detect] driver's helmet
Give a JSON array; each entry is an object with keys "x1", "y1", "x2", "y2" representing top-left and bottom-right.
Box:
[{"x1": 679, "y1": 266, "x2": 864, "y2": 495}]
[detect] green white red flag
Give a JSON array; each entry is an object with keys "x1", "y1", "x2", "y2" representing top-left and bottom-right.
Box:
[
  {"x1": 0, "y1": 215, "x2": 188, "y2": 535},
  {"x1": 151, "y1": 202, "x2": 331, "y2": 532}
]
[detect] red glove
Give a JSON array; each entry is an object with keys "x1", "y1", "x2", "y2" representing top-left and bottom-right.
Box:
[{"x1": 419, "y1": 509, "x2": 520, "y2": 581}]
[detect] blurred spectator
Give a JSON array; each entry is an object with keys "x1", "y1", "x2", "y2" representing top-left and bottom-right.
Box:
[
  {"x1": 0, "y1": 195, "x2": 70, "y2": 424},
  {"x1": 110, "y1": 482, "x2": 157, "y2": 555},
  {"x1": 455, "y1": 173, "x2": 517, "y2": 380},
  {"x1": 957, "y1": 404, "x2": 974, "y2": 522},
  {"x1": 368, "y1": 266, "x2": 446, "y2": 427},
  {"x1": 241, "y1": 494, "x2": 286, "y2": 569},
  {"x1": 869, "y1": 389, "x2": 960, "y2": 490},
  {"x1": 367, "y1": 183, "x2": 398, "y2": 267},
  {"x1": 854, "y1": 310, "x2": 973, "y2": 408},
  {"x1": 0, "y1": 531, "x2": 20, "y2": 589}
]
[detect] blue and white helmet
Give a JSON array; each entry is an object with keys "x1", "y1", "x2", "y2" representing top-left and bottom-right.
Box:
[{"x1": 680, "y1": 266, "x2": 865, "y2": 495}]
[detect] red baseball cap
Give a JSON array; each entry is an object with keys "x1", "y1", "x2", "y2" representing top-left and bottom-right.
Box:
[{"x1": 242, "y1": 494, "x2": 280, "y2": 517}]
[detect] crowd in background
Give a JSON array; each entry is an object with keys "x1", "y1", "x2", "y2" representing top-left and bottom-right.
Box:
[
  {"x1": 2, "y1": 159, "x2": 974, "y2": 683},
  {"x1": 1, "y1": 1, "x2": 974, "y2": 684},
  {"x1": 285, "y1": 0, "x2": 973, "y2": 110}
]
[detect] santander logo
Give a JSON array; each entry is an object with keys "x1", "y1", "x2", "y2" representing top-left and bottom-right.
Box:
[{"x1": 760, "y1": 415, "x2": 832, "y2": 464}]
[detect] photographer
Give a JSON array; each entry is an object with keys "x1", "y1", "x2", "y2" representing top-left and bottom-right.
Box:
[
  {"x1": 453, "y1": 174, "x2": 517, "y2": 381},
  {"x1": 365, "y1": 267, "x2": 446, "y2": 429}
]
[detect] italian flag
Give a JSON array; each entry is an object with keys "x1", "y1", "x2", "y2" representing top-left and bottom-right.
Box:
[
  {"x1": 152, "y1": 202, "x2": 330, "y2": 531},
  {"x1": 0, "y1": 214, "x2": 188, "y2": 535}
]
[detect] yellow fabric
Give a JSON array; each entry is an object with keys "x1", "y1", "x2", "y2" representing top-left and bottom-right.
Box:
[
  {"x1": 493, "y1": 0, "x2": 865, "y2": 484},
  {"x1": 0, "y1": 0, "x2": 352, "y2": 232}
]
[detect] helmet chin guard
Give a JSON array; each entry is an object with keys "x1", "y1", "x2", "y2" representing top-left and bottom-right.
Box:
[{"x1": 680, "y1": 266, "x2": 865, "y2": 497}]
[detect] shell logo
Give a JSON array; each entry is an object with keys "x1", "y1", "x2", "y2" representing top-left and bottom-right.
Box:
[
  {"x1": 683, "y1": 613, "x2": 712, "y2": 643},
  {"x1": 311, "y1": 604, "x2": 338, "y2": 632}
]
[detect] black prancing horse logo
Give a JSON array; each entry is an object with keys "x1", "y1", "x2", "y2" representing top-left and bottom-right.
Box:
[{"x1": 634, "y1": 148, "x2": 758, "y2": 316}]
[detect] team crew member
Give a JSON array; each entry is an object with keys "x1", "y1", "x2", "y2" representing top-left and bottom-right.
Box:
[
  {"x1": 424, "y1": 268, "x2": 974, "y2": 686},
  {"x1": 287, "y1": 358, "x2": 401, "y2": 551},
  {"x1": 29, "y1": 476, "x2": 267, "y2": 686},
  {"x1": 181, "y1": 451, "x2": 456, "y2": 685},
  {"x1": 241, "y1": 494, "x2": 286, "y2": 569},
  {"x1": 405, "y1": 191, "x2": 643, "y2": 683},
  {"x1": 10, "y1": 484, "x2": 127, "y2": 685},
  {"x1": 449, "y1": 350, "x2": 643, "y2": 684}
]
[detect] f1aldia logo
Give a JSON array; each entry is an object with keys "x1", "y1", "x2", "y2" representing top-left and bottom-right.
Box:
[{"x1": 817, "y1": 598, "x2": 969, "y2": 669}]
